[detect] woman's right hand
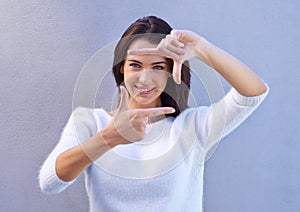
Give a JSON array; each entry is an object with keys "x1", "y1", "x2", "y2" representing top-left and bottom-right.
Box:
[{"x1": 101, "y1": 86, "x2": 175, "y2": 147}]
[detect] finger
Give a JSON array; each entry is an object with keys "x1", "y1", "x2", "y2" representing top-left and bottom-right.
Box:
[
  {"x1": 167, "y1": 34, "x2": 184, "y2": 48},
  {"x1": 128, "y1": 46, "x2": 182, "y2": 60},
  {"x1": 127, "y1": 48, "x2": 159, "y2": 56},
  {"x1": 162, "y1": 42, "x2": 185, "y2": 55},
  {"x1": 171, "y1": 30, "x2": 186, "y2": 43},
  {"x1": 172, "y1": 60, "x2": 182, "y2": 84},
  {"x1": 133, "y1": 107, "x2": 175, "y2": 117},
  {"x1": 118, "y1": 86, "x2": 129, "y2": 111}
]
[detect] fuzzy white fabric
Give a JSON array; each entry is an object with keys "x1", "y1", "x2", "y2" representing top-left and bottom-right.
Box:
[{"x1": 39, "y1": 86, "x2": 268, "y2": 212}]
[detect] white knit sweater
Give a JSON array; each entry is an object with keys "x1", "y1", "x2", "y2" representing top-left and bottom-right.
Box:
[{"x1": 39, "y1": 87, "x2": 268, "y2": 212}]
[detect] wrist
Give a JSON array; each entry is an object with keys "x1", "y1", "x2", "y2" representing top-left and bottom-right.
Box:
[
  {"x1": 194, "y1": 37, "x2": 211, "y2": 63},
  {"x1": 100, "y1": 127, "x2": 121, "y2": 148}
]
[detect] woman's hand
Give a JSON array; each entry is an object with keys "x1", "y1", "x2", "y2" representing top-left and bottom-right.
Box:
[
  {"x1": 128, "y1": 30, "x2": 267, "y2": 96},
  {"x1": 128, "y1": 30, "x2": 205, "y2": 84},
  {"x1": 101, "y1": 86, "x2": 175, "y2": 147}
]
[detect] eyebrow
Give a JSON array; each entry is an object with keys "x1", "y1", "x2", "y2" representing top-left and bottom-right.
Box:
[{"x1": 127, "y1": 59, "x2": 167, "y2": 65}]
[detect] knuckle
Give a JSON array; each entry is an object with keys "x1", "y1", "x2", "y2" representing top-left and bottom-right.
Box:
[
  {"x1": 170, "y1": 36, "x2": 175, "y2": 43},
  {"x1": 137, "y1": 132, "x2": 146, "y2": 140},
  {"x1": 157, "y1": 44, "x2": 164, "y2": 51},
  {"x1": 160, "y1": 38, "x2": 166, "y2": 44}
]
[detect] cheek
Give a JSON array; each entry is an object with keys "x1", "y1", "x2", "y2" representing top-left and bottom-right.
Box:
[
  {"x1": 123, "y1": 72, "x2": 139, "y2": 96},
  {"x1": 124, "y1": 71, "x2": 137, "y2": 84},
  {"x1": 157, "y1": 72, "x2": 169, "y2": 88}
]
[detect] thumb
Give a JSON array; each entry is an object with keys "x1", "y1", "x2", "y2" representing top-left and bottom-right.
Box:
[{"x1": 118, "y1": 86, "x2": 129, "y2": 112}]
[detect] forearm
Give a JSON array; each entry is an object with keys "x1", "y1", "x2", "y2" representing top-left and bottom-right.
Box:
[
  {"x1": 56, "y1": 130, "x2": 116, "y2": 182},
  {"x1": 195, "y1": 38, "x2": 267, "y2": 96}
]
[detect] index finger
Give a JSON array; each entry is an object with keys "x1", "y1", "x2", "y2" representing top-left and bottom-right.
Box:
[
  {"x1": 127, "y1": 48, "x2": 159, "y2": 56},
  {"x1": 128, "y1": 48, "x2": 180, "y2": 61},
  {"x1": 133, "y1": 107, "x2": 175, "y2": 117}
]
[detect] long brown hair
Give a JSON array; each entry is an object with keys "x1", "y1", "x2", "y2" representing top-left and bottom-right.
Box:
[{"x1": 112, "y1": 16, "x2": 191, "y2": 117}]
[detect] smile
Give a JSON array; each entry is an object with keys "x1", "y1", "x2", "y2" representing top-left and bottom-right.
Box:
[{"x1": 134, "y1": 85, "x2": 156, "y2": 94}]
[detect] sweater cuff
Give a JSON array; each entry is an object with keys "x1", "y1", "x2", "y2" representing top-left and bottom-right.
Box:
[
  {"x1": 230, "y1": 84, "x2": 269, "y2": 107},
  {"x1": 39, "y1": 153, "x2": 75, "y2": 194}
]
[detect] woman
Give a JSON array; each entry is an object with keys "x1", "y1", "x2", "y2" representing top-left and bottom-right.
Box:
[{"x1": 39, "y1": 16, "x2": 268, "y2": 211}]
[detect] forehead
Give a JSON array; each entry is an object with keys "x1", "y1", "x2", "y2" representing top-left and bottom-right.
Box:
[{"x1": 126, "y1": 39, "x2": 166, "y2": 61}]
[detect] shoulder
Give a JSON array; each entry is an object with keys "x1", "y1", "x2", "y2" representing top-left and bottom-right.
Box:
[
  {"x1": 71, "y1": 107, "x2": 111, "y2": 128},
  {"x1": 72, "y1": 107, "x2": 111, "y2": 118}
]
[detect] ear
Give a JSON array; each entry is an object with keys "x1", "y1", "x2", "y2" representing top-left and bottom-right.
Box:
[{"x1": 120, "y1": 65, "x2": 124, "y2": 74}]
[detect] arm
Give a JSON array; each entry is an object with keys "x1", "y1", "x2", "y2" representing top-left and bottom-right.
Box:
[
  {"x1": 171, "y1": 30, "x2": 269, "y2": 155},
  {"x1": 55, "y1": 130, "x2": 114, "y2": 182},
  {"x1": 38, "y1": 107, "x2": 115, "y2": 193},
  {"x1": 39, "y1": 88, "x2": 175, "y2": 193},
  {"x1": 128, "y1": 29, "x2": 267, "y2": 96},
  {"x1": 127, "y1": 30, "x2": 269, "y2": 161},
  {"x1": 191, "y1": 34, "x2": 267, "y2": 96}
]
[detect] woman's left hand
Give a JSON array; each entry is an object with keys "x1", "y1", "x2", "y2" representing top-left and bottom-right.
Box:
[
  {"x1": 128, "y1": 30, "x2": 205, "y2": 84},
  {"x1": 128, "y1": 29, "x2": 267, "y2": 96}
]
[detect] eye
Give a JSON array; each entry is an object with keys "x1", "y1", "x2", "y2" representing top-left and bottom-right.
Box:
[
  {"x1": 129, "y1": 63, "x2": 141, "y2": 69},
  {"x1": 153, "y1": 65, "x2": 165, "y2": 70}
]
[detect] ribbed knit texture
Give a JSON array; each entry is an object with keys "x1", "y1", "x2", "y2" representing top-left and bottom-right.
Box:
[{"x1": 39, "y1": 86, "x2": 269, "y2": 211}]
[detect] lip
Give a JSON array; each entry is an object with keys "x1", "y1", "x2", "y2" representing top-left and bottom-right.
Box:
[{"x1": 134, "y1": 85, "x2": 156, "y2": 94}]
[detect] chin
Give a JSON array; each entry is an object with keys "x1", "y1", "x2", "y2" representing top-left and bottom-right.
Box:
[
  {"x1": 136, "y1": 97, "x2": 156, "y2": 105},
  {"x1": 134, "y1": 95, "x2": 161, "y2": 107}
]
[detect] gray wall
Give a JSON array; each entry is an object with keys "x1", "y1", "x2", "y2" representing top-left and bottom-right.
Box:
[{"x1": 1, "y1": 0, "x2": 299, "y2": 211}]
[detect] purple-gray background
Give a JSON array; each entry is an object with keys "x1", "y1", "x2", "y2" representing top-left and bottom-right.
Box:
[{"x1": 1, "y1": 0, "x2": 299, "y2": 211}]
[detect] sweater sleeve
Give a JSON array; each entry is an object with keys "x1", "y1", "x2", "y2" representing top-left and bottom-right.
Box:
[
  {"x1": 39, "y1": 107, "x2": 97, "y2": 194},
  {"x1": 195, "y1": 84, "x2": 269, "y2": 157}
]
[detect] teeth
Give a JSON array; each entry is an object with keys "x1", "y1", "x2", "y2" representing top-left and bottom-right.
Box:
[{"x1": 135, "y1": 86, "x2": 154, "y2": 92}]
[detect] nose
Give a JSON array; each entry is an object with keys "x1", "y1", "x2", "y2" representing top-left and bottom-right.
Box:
[{"x1": 139, "y1": 69, "x2": 152, "y2": 84}]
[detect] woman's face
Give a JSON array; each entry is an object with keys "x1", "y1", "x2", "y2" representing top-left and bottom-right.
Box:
[{"x1": 122, "y1": 39, "x2": 170, "y2": 109}]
